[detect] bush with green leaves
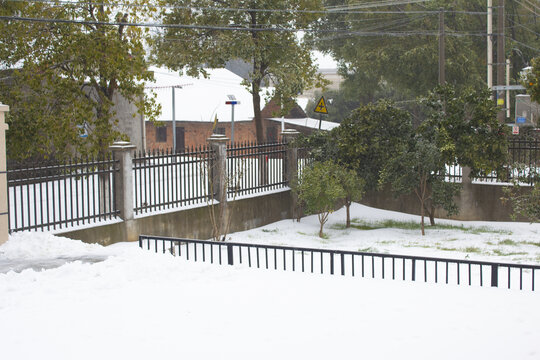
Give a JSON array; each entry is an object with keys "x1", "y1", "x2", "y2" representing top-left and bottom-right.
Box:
[
  {"x1": 380, "y1": 134, "x2": 461, "y2": 235},
  {"x1": 502, "y1": 183, "x2": 540, "y2": 223},
  {"x1": 502, "y1": 166, "x2": 540, "y2": 223},
  {"x1": 332, "y1": 100, "x2": 413, "y2": 190},
  {"x1": 419, "y1": 85, "x2": 508, "y2": 178},
  {"x1": 294, "y1": 161, "x2": 345, "y2": 238}
]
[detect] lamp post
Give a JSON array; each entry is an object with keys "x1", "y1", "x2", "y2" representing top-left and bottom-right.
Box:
[
  {"x1": 226, "y1": 95, "x2": 240, "y2": 144},
  {"x1": 172, "y1": 86, "x2": 182, "y2": 152}
]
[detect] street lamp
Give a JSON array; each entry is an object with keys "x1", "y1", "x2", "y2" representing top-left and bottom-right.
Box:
[{"x1": 226, "y1": 95, "x2": 240, "y2": 143}]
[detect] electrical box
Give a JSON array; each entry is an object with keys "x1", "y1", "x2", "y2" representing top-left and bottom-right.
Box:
[{"x1": 514, "y1": 94, "x2": 539, "y2": 127}]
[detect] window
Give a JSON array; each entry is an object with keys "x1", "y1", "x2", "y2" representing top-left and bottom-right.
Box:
[
  {"x1": 156, "y1": 126, "x2": 167, "y2": 142},
  {"x1": 215, "y1": 127, "x2": 226, "y2": 135},
  {"x1": 266, "y1": 126, "x2": 277, "y2": 143}
]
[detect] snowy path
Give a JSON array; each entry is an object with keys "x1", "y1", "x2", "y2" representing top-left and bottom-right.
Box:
[{"x1": 1, "y1": 204, "x2": 539, "y2": 359}]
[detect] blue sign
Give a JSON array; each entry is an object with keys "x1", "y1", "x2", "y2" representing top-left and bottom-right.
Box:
[{"x1": 516, "y1": 117, "x2": 527, "y2": 124}]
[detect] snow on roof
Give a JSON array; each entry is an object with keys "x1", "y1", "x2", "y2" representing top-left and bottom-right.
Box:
[
  {"x1": 313, "y1": 50, "x2": 338, "y2": 70},
  {"x1": 267, "y1": 117, "x2": 340, "y2": 131},
  {"x1": 145, "y1": 66, "x2": 264, "y2": 122}
]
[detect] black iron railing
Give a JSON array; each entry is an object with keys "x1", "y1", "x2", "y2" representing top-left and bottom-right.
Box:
[
  {"x1": 132, "y1": 146, "x2": 213, "y2": 215},
  {"x1": 445, "y1": 137, "x2": 539, "y2": 184},
  {"x1": 139, "y1": 235, "x2": 540, "y2": 291},
  {"x1": 226, "y1": 142, "x2": 286, "y2": 198},
  {"x1": 508, "y1": 137, "x2": 540, "y2": 184},
  {"x1": 297, "y1": 147, "x2": 313, "y2": 179},
  {"x1": 7, "y1": 154, "x2": 118, "y2": 232}
]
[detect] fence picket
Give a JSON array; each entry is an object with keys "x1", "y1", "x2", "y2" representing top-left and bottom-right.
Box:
[{"x1": 139, "y1": 235, "x2": 540, "y2": 292}]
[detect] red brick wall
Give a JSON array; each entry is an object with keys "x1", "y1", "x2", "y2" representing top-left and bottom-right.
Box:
[
  {"x1": 146, "y1": 121, "x2": 259, "y2": 151},
  {"x1": 145, "y1": 117, "x2": 314, "y2": 151}
]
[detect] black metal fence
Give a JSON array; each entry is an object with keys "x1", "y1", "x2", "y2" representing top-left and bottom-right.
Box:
[
  {"x1": 132, "y1": 146, "x2": 213, "y2": 215},
  {"x1": 7, "y1": 138, "x2": 538, "y2": 233},
  {"x1": 226, "y1": 142, "x2": 286, "y2": 198},
  {"x1": 446, "y1": 137, "x2": 539, "y2": 184},
  {"x1": 508, "y1": 137, "x2": 540, "y2": 184},
  {"x1": 298, "y1": 147, "x2": 314, "y2": 179},
  {"x1": 7, "y1": 154, "x2": 118, "y2": 232},
  {"x1": 139, "y1": 235, "x2": 540, "y2": 291}
]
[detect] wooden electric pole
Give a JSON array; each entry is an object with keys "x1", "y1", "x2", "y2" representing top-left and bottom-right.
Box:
[
  {"x1": 497, "y1": 0, "x2": 505, "y2": 123},
  {"x1": 439, "y1": 8, "x2": 446, "y2": 84}
]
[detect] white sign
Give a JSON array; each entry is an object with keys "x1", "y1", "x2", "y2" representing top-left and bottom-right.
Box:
[{"x1": 512, "y1": 125, "x2": 519, "y2": 135}]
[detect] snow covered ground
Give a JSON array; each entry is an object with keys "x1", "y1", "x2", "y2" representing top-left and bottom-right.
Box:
[
  {"x1": 0, "y1": 204, "x2": 539, "y2": 359},
  {"x1": 229, "y1": 203, "x2": 540, "y2": 265}
]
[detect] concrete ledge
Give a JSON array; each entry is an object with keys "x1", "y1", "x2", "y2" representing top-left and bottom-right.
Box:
[{"x1": 58, "y1": 190, "x2": 293, "y2": 245}]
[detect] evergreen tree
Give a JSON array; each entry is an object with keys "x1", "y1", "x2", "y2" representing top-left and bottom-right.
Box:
[
  {"x1": 152, "y1": 0, "x2": 327, "y2": 144},
  {"x1": 380, "y1": 134, "x2": 460, "y2": 235},
  {"x1": 0, "y1": 0, "x2": 160, "y2": 159},
  {"x1": 295, "y1": 160, "x2": 345, "y2": 238}
]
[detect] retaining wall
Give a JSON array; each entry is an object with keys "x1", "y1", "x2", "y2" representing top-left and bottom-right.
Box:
[
  {"x1": 361, "y1": 182, "x2": 531, "y2": 222},
  {"x1": 59, "y1": 190, "x2": 292, "y2": 246}
]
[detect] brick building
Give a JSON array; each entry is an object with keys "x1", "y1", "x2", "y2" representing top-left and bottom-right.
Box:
[
  {"x1": 144, "y1": 67, "x2": 339, "y2": 151},
  {"x1": 145, "y1": 98, "x2": 340, "y2": 151}
]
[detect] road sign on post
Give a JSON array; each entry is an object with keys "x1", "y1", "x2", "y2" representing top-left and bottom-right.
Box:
[
  {"x1": 314, "y1": 96, "x2": 328, "y2": 130},
  {"x1": 314, "y1": 96, "x2": 328, "y2": 114}
]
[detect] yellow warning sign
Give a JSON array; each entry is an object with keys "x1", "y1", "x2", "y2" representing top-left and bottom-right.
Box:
[
  {"x1": 314, "y1": 96, "x2": 328, "y2": 114},
  {"x1": 212, "y1": 114, "x2": 218, "y2": 131}
]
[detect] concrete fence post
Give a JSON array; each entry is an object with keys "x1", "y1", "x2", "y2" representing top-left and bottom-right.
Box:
[
  {"x1": 460, "y1": 166, "x2": 475, "y2": 219},
  {"x1": 110, "y1": 141, "x2": 136, "y2": 221},
  {"x1": 281, "y1": 129, "x2": 300, "y2": 220},
  {"x1": 0, "y1": 104, "x2": 9, "y2": 245},
  {"x1": 207, "y1": 134, "x2": 229, "y2": 237}
]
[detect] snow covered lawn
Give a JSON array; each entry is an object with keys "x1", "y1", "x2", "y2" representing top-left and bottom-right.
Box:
[
  {"x1": 230, "y1": 203, "x2": 540, "y2": 265},
  {"x1": 0, "y1": 204, "x2": 539, "y2": 359}
]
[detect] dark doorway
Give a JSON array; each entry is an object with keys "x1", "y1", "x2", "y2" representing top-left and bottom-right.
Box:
[
  {"x1": 266, "y1": 126, "x2": 277, "y2": 143},
  {"x1": 175, "y1": 127, "x2": 185, "y2": 153}
]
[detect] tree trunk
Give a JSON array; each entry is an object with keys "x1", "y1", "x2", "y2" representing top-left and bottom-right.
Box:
[
  {"x1": 420, "y1": 199, "x2": 425, "y2": 236},
  {"x1": 428, "y1": 204, "x2": 435, "y2": 226},
  {"x1": 346, "y1": 201, "x2": 351, "y2": 228},
  {"x1": 252, "y1": 82, "x2": 264, "y2": 144},
  {"x1": 252, "y1": 81, "x2": 268, "y2": 185},
  {"x1": 318, "y1": 212, "x2": 326, "y2": 238}
]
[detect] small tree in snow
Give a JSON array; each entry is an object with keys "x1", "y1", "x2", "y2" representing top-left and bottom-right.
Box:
[
  {"x1": 295, "y1": 161, "x2": 345, "y2": 238},
  {"x1": 379, "y1": 135, "x2": 460, "y2": 235},
  {"x1": 334, "y1": 165, "x2": 365, "y2": 228}
]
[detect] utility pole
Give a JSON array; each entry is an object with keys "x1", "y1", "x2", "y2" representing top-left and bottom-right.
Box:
[
  {"x1": 506, "y1": 58, "x2": 511, "y2": 118},
  {"x1": 487, "y1": 0, "x2": 493, "y2": 91},
  {"x1": 439, "y1": 8, "x2": 445, "y2": 84},
  {"x1": 172, "y1": 86, "x2": 176, "y2": 152},
  {"x1": 497, "y1": 0, "x2": 505, "y2": 123}
]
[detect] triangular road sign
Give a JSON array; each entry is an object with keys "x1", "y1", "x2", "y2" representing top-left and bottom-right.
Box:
[{"x1": 314, "y1": 96, "x2": 328, "y2": 114}]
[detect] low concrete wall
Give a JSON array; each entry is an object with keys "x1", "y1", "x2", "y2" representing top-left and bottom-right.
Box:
[
  {"x1": 361, "y1": 183, "x2": 530, "y2": 222},
  {"x1": 57, "y1": 183, "x2": 530, "y2": 246},
  {"x1": 59, "y1": 190, "x2": 292, "y2": 246}
]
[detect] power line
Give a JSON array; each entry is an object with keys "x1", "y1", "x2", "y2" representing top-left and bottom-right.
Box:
[
  {"x1": 510, "y1": 38, "x2": 540, "y2": 53},
  {"x1": 144, "y1": 83, "x2": 192, "y2": 89},
  {"x1": 0, "y1": 15, "x2": 304, "y2": 31},
  {"x1": 1, "y1": 0, "x2": 489, "y2": 15},
  {"x1": 516, "y1": 0, "x2": 539, "y2": 16},
  {"x1": 521, "y1": 0, "x2": 540, "y2": 12},
  {"x1": 326, "y1": 0, "x2": 434, "y2": 12},
  {"x1": 507, "y1": 18, "x2": 540, "y2": 37},
  {"x1": 0, "y1": 15, "x2": 502, "y2": 38}
]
